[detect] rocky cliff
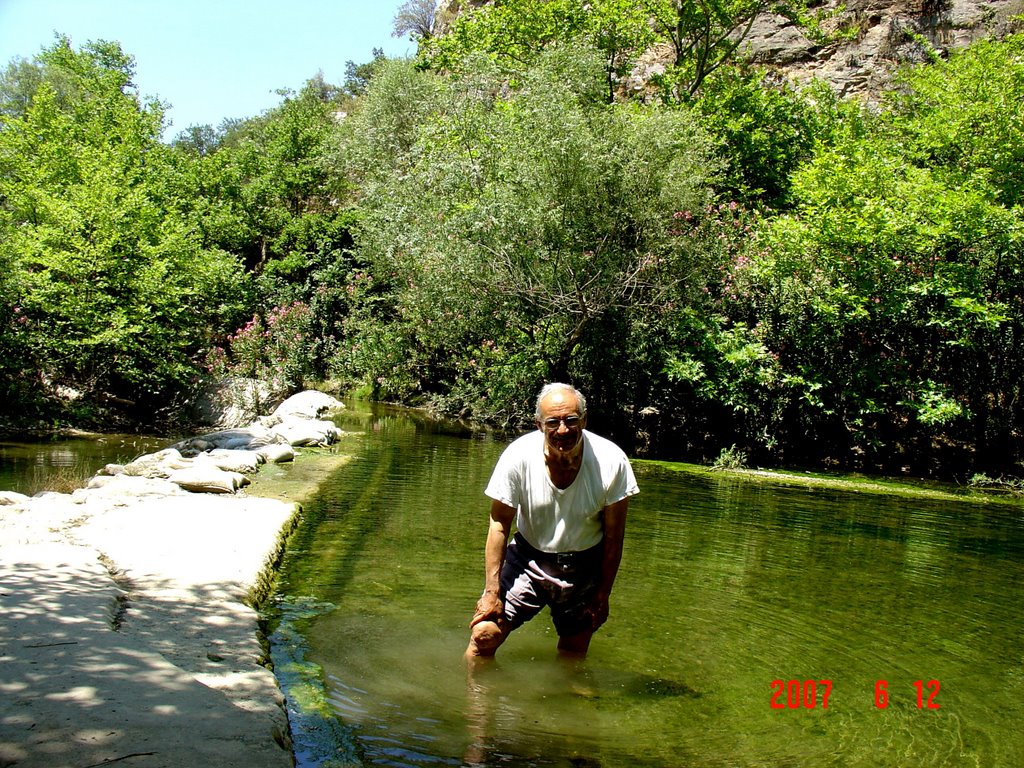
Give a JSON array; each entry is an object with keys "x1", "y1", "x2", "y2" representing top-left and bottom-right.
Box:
[
  {"x1": 436, "y1": 0, "x2": 1024, "y2": 98},
  {"x1": 745, "y1": 0, "x2": 1023, "y2": 95}
]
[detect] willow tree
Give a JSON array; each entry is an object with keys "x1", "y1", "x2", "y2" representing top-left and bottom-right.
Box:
[
  {"x1": 393, "y1": 0, "x2": 443, "y2": 42},
  {"x1": 337, "y1": 50, "x2": 720, "y2": 424}
]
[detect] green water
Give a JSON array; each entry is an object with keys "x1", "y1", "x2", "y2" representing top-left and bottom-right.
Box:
[
  {"x1": 0, "y1": 434, "x2": 167, "y2": 495},
  {"x1": 268, "y1": 403, "x2": 1024, "y2": 767}
]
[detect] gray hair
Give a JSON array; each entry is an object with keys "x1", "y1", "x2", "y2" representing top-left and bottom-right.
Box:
[{"x1": 534, "y1": 383, "x2": 587, "y2": 420}]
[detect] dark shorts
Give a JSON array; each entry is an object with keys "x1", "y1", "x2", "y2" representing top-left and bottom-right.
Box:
[{"x1": 499, "y1": 533, "x2": 603, "y2": 637}]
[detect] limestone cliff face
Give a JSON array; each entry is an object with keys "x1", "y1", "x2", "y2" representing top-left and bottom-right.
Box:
[
  {"x1": 435, "y1": 0, "x2": 1024, "y2": 97},
  {"x1": 745, "y1": 0, "x2": 1023, "y2": 96}
]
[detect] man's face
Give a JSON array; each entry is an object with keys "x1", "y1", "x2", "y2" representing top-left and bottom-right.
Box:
[{"x1": 537, "y1": 390, "x2": 586, "y2": 458}]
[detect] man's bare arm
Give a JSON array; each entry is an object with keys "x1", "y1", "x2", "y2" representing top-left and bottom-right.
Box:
[
  {"x1": 470, "y1": 499, "x2": 516, "y2": 627},
  {"x1": 588, "y1": 497, "x2": 629, "y2": 629}
]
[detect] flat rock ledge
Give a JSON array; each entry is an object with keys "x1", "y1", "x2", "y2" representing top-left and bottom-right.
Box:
[{"x1": 0, "y1": 391, "x2": 346, "y2": 768}]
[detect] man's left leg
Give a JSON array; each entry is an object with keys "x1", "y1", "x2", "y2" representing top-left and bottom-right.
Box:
[
  {"x1": 551, "y1": 561, "x2": 601, "y2": 657},
  {"x1": 556, "y1": 630, "x2": 593, "y2": 657}
]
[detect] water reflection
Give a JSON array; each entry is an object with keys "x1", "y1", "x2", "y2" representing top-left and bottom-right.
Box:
[
  {"x1": 268, "y1": 404, "x2": 1024, "y2": 768},
  {"x1": 0, "y1": 435, "x2": 167, "y2": 494}
]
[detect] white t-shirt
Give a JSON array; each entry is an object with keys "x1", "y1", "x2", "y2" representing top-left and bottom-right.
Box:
[{"x1": 484, "y1": 429, "x2": 639, "y2": 552}]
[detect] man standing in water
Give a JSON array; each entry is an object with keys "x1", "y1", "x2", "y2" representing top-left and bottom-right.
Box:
[{"x1": 465, "y1": 383, "x2": 639, "y2": 659}]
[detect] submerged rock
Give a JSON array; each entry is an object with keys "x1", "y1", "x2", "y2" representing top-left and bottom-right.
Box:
[{"x1": 173, "y1": 424, "x2": 281, "y2": 456}]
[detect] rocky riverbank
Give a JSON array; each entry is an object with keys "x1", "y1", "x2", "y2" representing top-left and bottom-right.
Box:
[{"x1": 0, "y1": 392, "x2": 348, "y2": 768}]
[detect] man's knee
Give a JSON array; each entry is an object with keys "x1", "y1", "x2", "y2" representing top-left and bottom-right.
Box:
[{"x1": 467, "y1": 620, "x2": 506, "y2": 656}]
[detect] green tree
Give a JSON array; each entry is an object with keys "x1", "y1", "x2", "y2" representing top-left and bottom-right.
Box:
[
  {"x1": 171, "y1": 123, "x2": 221, "y2": 156},
  {"x1": 884, "y1": 33, "x2": 1024, "y2": 208},
  {"x1": 174, "y1": 74, "x2": 364, "y2": 390},
  {"x1": 0, "y1": 56, "x2": 48, "y2": 118},
  {"x1": 419, "y1": 0, "x2": 816, "y2": 103},
  {"x1": 421, "y1": 0, "x2": 588, "y2": 69},
  {"x1": 179, "y1": 77, "x2": 343, "y2": 274},
  {"x1": 644, "y1": 0, "x2": 803, "y2": 100},
  {"x1": 719, "y1": 36, "x2": 1024, "y2": 473},
  {"x1": 339, "y1": 49, "x2": 719, "y2": 425},
  {"x1": 419, "y1": 0, "x2": 632, "y2": 101},
  {"x1": 342, "y1": 48, "x2": 386, "y2": 98},
  {"x1": 0, "y1": 37, "x2": 250, "y2": 422},
  {"x1": 694, "y1": 66, "x2": 848, "y2": 207}
]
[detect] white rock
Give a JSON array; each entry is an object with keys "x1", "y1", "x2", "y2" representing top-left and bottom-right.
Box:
[
  {"x1": 271, "y1": 390, "x2": 344, "y2": 421},
  {"x1": 271, "y1": 417, "x2": 340, "y2": 446},
  {"x1": 189, "y1": 376, "x2": 283, "y2": 429},
  {"x1": 75, "y1": 474, "x2": 185, "y2": 502},
  {"x1": 206, "y1": 448, "x2": 265, "y2": 474},
  {"x1": 119, "y1": 448, "x2": 191, "y2": 478},
  {"x1": 167, "y1": 467, "x2": 250, "y2": 494},
  {"x1": 256, "y1": 443, "x2": 296, "y2": 464}
]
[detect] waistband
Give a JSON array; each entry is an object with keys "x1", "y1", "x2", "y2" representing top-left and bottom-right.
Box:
[{"x1": 511, "y1": 532, "x2": 603, "y2": 569}]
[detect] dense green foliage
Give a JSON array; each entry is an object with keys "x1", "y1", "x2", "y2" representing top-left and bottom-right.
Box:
[
  {"x1": 337, "y1": 50, "x2": 720, "y2": 425},
  {"x1": 2, "y1": 22, "x2": 1023, "y2": 479},
  {"x1": 718, "y1": 35, "x2": 1024, "y2": 473},
  {"x1": 0, "y1": 38, "x2": 251, "y2": 424},
  {"x1": 419, "y1": 0, "x2": 834, "y2": 103},
  {"x1": 424, "y1": 2, "x2": 673, "y2": 98}
]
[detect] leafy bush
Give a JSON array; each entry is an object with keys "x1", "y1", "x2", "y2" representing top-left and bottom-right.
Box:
[
  {"x1": 0, "y1": 38, "x2": 252, "y2": 423},
  {"x1": 206, "y1": 302, "x2": 314, "y2": 392},
  {"x1": 339, "y1": 48, "x2": 720, "y2": 425},
  {"x1": 719, "y1": 35, "x2": 1024, "y2": 473},
  {"x1": 694, "y1": 67, "x2": 850, "y2": 207},
  {"x1": 712, "y1": 445, "x2": 749, "y2": 471}
]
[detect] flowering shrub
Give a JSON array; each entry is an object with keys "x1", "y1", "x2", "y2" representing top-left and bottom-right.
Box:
[
  {"x1": 666, "y1": 202, "x2": 760, "y2": 307},
  {"x1": 206, "y1": 302, "x2": 313, "y2": 392}
]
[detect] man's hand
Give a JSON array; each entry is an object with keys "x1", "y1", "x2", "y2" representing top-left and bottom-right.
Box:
[
  {"x1": 583, "y1": 595, "x2": 610, "y2": 631},
  {"x1": 469, "y1": 590, "x2": 504, "y2": 627}
]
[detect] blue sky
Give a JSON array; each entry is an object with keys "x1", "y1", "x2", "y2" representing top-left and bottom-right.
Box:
[{"x1": 0, "y1": 0, "x2": 414, "y2": 139}]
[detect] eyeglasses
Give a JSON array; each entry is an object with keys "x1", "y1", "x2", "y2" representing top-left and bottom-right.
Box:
[{"x1": 541, "y1": 415, "x2": 582, "y2": 430}]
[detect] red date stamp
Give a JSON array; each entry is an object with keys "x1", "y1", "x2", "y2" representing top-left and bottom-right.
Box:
[
  {"x1": 770, "y1": 679, "x2": 833, "y2": 709},
  {"x1": 770, "y1": 679, "x2": 940, "y2": 710}
]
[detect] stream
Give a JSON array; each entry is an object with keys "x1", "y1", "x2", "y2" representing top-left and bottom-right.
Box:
[{"x1": 265, "y1": 402, "x2": 1024, "y2": 768}]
